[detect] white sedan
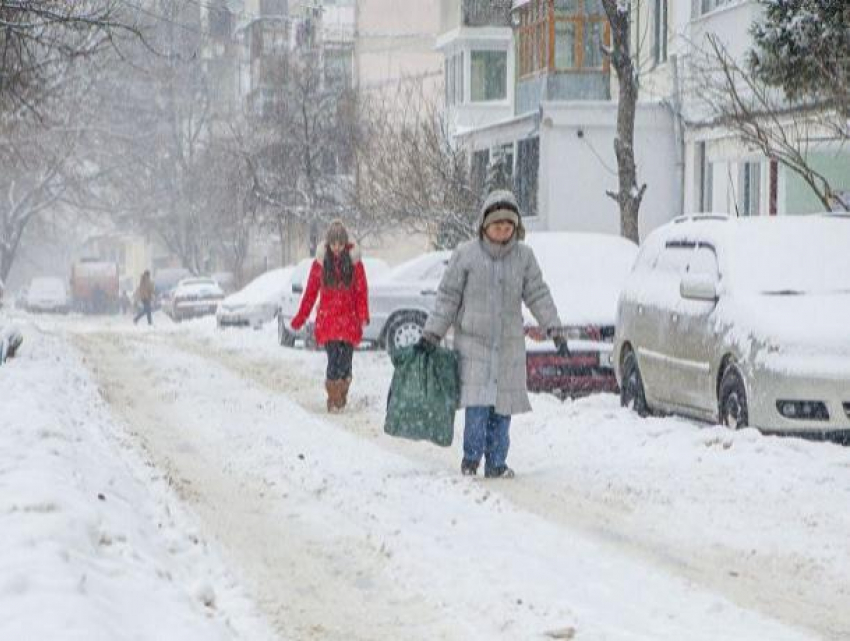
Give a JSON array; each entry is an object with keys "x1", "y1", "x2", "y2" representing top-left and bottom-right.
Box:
[
  {"x1": 26, "y1": 277, "x2": 69, "y2": 314},
  {"x1": 170, "y1": 278, "x2": 225, "y2": 323},
  {"x1": 217, "y1": 267, "x2": 295, "y2": 329}
]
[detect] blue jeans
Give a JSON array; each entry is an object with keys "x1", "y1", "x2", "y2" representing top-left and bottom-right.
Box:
[
  {"x1": 464, "y1": 406, "x2": 511, "y2": 471},
  {"x1": 134, "y1": 301, "x2": 152, "y2": 325}
]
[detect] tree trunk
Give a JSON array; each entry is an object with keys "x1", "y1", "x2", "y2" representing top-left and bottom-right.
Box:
[{"x1": 602, "y1": 0, "x2": 646, "y2": 243}]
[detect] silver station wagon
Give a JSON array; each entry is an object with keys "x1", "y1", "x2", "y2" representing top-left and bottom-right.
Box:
[{"x1": 614, "y1": 214, "x2": 850, "y2": 439}]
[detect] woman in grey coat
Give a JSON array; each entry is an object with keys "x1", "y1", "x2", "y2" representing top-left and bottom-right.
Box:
[{"x1": 419, "y1": 189, "x2": 568, "y2": 478}]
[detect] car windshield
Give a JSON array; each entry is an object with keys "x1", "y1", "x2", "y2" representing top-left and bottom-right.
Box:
[{"x1": 727, "y1": 219, "x2": 850, "y2": 295}]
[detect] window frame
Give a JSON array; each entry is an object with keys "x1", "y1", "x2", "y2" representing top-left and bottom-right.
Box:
[
  {"x1": 469, "y1": 49, "x2": 508, "y2": 103},
  {"x1": 517, "y1": 0, "x2": 610, "y2": 78}
]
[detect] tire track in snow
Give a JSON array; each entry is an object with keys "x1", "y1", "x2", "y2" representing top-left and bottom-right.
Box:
[{"x1": 73, "y1": 331, "x2": 465, "y2": 641}]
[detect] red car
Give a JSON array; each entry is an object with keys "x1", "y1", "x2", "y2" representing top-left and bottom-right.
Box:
[{"x1": 523, "y1": 232, "x2": 638, "y2": 398}]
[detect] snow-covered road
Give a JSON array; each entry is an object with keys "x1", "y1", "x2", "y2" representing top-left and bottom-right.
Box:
[{"x1": 4, "y1": 313, "x2": 850, "y2": 640}]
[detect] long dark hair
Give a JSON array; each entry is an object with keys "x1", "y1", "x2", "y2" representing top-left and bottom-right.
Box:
[{"x1": 322, "y1": 245, "x2": 354, "y2": 288}]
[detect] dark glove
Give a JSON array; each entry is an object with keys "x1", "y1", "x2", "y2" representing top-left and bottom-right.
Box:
[
  {"x1": 415, "y1": 332, "x2": 439, "y2": 353},
  {"x1": 553, "y1": 335, "x2": 571, "y2": 358}
]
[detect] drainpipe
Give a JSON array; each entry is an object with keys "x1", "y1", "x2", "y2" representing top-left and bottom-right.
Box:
[{"x1": 669, "y1": 53, "x2": 686, "y2": 216}]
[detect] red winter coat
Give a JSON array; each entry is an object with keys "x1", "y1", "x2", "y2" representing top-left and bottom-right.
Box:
[{"x1": 290, "y1": 243, "x2": 369, "y2": 346}]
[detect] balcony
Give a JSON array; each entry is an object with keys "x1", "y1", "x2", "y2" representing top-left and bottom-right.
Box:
[{"x1": 441, "y1": 0, "x2": 512, "y2": 33}]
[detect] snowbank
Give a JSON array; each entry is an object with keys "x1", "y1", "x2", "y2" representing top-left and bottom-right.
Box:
[{"x1": 0, "y1": 324, "x2": 274, "y2": 641}]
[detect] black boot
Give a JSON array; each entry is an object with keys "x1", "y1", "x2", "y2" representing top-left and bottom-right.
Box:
[
  {"x1": 460, "y1": 459, "x2": 479, "y2": 476},
  {"x1": 484, "y1": 465, "x2": 515, "y2": 479}
]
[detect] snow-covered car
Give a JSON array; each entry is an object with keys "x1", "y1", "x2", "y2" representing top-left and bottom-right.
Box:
[
  {"x1": 614, "y1": 214, "x2": 850, "y2": 439},
  {"x1": 524, "y1": 232, "x2": 639, "y2": 397},
  {"x1": 365, "y1": 251, "x2": 452, "y2": 353},
  {"x1": 278, "y1": 256, "x2": 391, "y2": 348},
  {"x1": 25, "y1": 277, "x2": 70, "y2": 314},
  {"x1": 154, "y1": 267, "x2": 191, "y2": 311},
  {"x1": 217, "y1": 267, "x2": 295, "y2": 329},
  {"x1": 169, "y1": 277, "x2": 225, "y2": 323}
]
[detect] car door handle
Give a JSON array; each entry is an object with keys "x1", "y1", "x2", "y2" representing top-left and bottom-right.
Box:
[{"x1": 421, "y1": 289, "x2": 437, "y2": 296}]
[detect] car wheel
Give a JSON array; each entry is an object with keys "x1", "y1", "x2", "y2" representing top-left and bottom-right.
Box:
[
  {"x1": 719, "y1": 365, "x2": 748, "y2": 430},
  {"x1": 385, "y1": 312, "x2": 426, "y2": 355},
  {"x1": 278, "y1": 317, "x2": 296, "y2": 347},
  {"x1": 620, "y1": 349, "x2": 649, "y2": 417}
]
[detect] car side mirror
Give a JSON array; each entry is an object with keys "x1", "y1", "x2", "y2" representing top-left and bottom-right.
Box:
[
  {"x1": 292, "y1": 283, "x2": 303, "y2": 294},
  {"x1": 680, "y1": 274, "x2": 718, "y2": 302}
]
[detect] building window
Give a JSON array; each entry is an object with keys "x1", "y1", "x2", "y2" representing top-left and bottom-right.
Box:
[
  {"x1": 471, "y1": 149, "x2": 490, "y2": 197},
  {"x1": 652, "y1": 0, "x2": 668, "y2": 65},
  {"x1": 209, "y1": 6, "x2": 233, "y2": 39},
  {"x1": 260, "y1": 0, "x2": 287, "y2": 15},
  {"x1": 470, "y1": 50, "x2": 507, "y2": 102},
  {"x1": 697, "y1": 142, "x2": 713, "y2": 212},
  {"x1": 740, "y1": 161, "x2": 761, "y2": 216},
  {"x1": 446, "y1": 52, "x2": 465, "y2": 107},
  {"x1": 517, "y1": 0, "x2": 609, "y2": 77},
  {"x1": 515, "y1": 137, "x2": 539, "y2": 217},
  {"x1": 699, "y1": 0, "x2": 732, "y2": 16},
  {"x1": 325, "y1": 47, "x2": 353, "y2": 91},
  {"x1": 769, "y1": 159, "x2": 778, "y2": 215}
]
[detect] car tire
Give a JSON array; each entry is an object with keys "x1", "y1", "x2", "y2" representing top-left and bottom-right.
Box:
[
  {"x1": 620, "y1": 349, "x2": 649, "y2": 417},
  {"x1": 385, "y1": 312, "x2": 426, "y2": 355},
  {"x1": 278, "y1": 317, "x2": 296, "y2": 347},
  {"x1": 719, "y1": 365, "x2": 748, "y2": 430}
]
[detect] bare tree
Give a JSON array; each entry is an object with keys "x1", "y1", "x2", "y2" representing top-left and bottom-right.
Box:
[
  {"x1": 0, "y1": 0, "x2": 137, "y2": 118},
  {"x1": 698, "y1": 34, "x2": 849, "y2": 212},
  {"x1": 601, "y1": 0, "x2": 646, "y2": 243},
  {"x1": 355, "y1": 84, "x2": 479, "y2": 249},
  {"x1": 0, "y1": 1, "x2": 142, "y2": 281}
]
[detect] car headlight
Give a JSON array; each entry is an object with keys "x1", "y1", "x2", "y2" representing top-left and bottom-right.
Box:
[{"x1": 776, "y1": 400, "x2": 830, "y2": 421}]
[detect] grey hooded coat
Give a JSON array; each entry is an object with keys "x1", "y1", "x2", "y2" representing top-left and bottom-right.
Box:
[{"x1": 424, "y1": 190, "x2": 561, "y2": 415}]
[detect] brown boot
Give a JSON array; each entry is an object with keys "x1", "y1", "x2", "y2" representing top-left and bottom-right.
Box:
[
  {"x1": 325, "y1": 379, "x2": 339, "y2": 412},
  {"x1": 326, "y1": 379, "x2": 347, "y2": 412},
  {"x1": 338, "y1": 378, "x2": 352, "y2": 409}
]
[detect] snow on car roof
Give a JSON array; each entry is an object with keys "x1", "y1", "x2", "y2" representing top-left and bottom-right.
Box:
[
  {"x1": 225, "y1": 267, "x2": 296, "y2": 305},
  {"x1": 525, "y1": 232, "x2": 639, "y2": 326},
  {"x1": 29, "y1": 277, "x2": 67, "y2": 295},
  {"x1": 652, "y1": 214, "x2": 850, "y2": 294},
  {"x1": 384, "y1": 251, "x2": 451, "y2": 283}
]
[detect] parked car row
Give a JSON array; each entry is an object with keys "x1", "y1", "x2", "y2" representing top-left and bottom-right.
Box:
[{"x1": 155, "y1": 214, "x2": 849, "y2": 440}]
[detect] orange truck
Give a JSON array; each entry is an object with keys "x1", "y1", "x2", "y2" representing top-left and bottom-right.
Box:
[{"x1": 70, "y1": 259, "x2": 120, "y2": 314}]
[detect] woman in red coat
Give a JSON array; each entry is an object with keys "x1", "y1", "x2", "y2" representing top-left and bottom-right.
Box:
[{"x1": 290, "y1": 221, "x2": 369, "y2": 412}]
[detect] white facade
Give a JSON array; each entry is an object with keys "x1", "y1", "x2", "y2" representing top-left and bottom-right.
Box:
[{"x1": 457, "y1": 101, "x2": 679, "y2": 239}]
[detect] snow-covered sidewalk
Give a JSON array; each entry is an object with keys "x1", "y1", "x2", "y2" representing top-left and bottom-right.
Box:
[{"x1": 0, "y1": 322, "x2": 275, "y2": 641}]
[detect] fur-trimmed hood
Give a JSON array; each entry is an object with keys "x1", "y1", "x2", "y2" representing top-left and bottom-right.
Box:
[
  {"x1": 315, "y1": 241, "x2": 361, "y2": 264},
  {"x1": 478, "y1": 190, "x2": 526, "y2": 241}
]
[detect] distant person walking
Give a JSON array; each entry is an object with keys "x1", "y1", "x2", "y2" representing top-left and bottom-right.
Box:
[
  {"x1": 290, "y1": 221, "x2": 370, "y2": 412},
  {"x1": 418, "y1": 189, "x2": 568, "y2": 478},
  {"x1": 133, "y1": 270, "x2": 154, "y2": 326}
]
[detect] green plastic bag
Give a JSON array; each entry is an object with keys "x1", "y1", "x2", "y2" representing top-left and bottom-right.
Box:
[{"x1": 384, "y1": 345, "x2": 460, "y2": 447}]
